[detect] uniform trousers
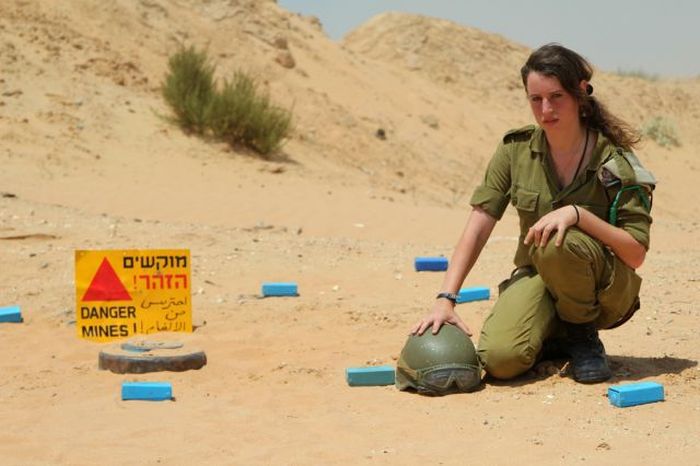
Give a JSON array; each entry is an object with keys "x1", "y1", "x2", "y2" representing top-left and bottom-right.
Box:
[{"x1": 477, "y1": 228, "x2": 642, "y2": 380}]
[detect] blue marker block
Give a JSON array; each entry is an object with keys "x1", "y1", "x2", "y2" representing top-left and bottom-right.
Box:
[
  {"x1": 261, "y1": 282, "x2": 298, "y2": 297},
  {"x1": 414, "y1": 257, "x2": 448, "y2": 272},
  {"x1": 121, "y1": 381, "x2": 173, "y2": 401},
  {"x1": 456, "y1": 287, "x2": 490, "y2": 304},
  {"x1": 608, "y1": 381, "x2": 664, "y2": 408},
  {"x1": 346, "y1": 365, "x2": 395, "y2": 386},
  {"x1": 0, "y1": 305, "x2": 23, "y2": 323}
]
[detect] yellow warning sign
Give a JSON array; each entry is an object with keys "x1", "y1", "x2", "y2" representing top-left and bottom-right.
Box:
[{"x1": 75, "y1": 249, "x2": 192, "y2": 342}]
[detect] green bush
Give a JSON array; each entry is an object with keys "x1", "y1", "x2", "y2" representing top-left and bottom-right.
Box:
[
  {"x1": 161, "y1": 46, "x2": 216, "y2": 134},
  {"x1": 208, "y1": 72, "x2": 292, "y2": 155},
  {"x1": 641, "y1": 116, "x2": 681, "y2": 147},
  {"x1": 162, "y1": 46, "x2": 292, "y2": 156},
  {"x1": 208, "y1": 72, "x2": 257, "y2": 141}
]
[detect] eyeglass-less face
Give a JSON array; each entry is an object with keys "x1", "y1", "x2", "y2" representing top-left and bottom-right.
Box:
[{"x1": 526, "y1": 71, "x2": 580, "y2": 132}]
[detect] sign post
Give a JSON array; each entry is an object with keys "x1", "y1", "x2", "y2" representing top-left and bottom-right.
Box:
[{"x1": 75, "y1": 249, "x2": 192, "y2": 342}]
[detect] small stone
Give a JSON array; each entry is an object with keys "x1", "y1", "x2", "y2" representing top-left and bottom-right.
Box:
[
  {"x1": 275, "y1": 51, "x2": 295, "y2": 69},
  {"x1": 273, "y1": 36, "x2": 288, "y2": 50},
  {"x1": 420, "y1": 114, "x2": 439, "y2": 129}
]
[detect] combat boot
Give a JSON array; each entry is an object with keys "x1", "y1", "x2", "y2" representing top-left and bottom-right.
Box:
[
  {"x1": 538, "y1": 337, "x2": 569, "y2": 362},
  {"x1": 564, "y1": 322, "x2": 612, "y2": 383}
]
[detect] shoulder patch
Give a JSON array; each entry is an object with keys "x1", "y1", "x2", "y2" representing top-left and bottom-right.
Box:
[
  {"x1": 598, "y1": 149, "x2": 657, "y2": 189},
  {"x1": 503, "y1": 125, "x2": 536, "y2": 143}
]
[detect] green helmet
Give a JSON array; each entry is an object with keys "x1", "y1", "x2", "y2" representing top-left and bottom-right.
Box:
[{"x1": 396, "y1": 324, "x2": 481, "y2": 395}]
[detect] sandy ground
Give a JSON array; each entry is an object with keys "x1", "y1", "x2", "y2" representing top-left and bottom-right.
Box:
[{"x1": 1, "y1": 1, "x2": 699, "y2": 464}]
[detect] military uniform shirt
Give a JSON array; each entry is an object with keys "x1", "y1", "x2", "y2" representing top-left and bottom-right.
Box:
[{"x1": 470, "y1": 125, "x2": 653, "y2": 268}]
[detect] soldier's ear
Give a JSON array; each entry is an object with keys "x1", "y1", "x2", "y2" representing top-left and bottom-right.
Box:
[{"x1": 580, "y1": 80, "x2": 593, "y2": 95}]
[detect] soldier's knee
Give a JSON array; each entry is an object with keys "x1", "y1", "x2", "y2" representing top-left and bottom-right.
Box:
[
  {"x1": 478, "y1": 343, "x2": 536, "y2": 380},
  {"x1": 531, "y1": 228, "x2": 601, "y2": 269},
  {"x1": 531, "y1": 237, "x2": 571, "y2": 268}
]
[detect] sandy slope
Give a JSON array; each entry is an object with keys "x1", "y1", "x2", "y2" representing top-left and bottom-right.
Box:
[{"x1": 1, "y1": 1, "x2": 699, "y2": 464}]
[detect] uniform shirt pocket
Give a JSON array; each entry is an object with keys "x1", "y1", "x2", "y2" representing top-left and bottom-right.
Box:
[{"x1": 512, "y1": 187, "x2": 539, "y2": 212}]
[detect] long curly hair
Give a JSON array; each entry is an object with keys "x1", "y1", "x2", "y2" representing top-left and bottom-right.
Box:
[{"x1": 520, "y1": 43, "x2": 640, "y2": 149}]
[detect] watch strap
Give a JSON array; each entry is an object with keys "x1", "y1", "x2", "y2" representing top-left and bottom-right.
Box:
[{"x1": 436, "y1": 292, "x2": 458, "y2": 304}]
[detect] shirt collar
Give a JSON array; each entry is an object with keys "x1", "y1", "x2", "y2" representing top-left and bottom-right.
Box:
[
  {"x1": 529, "y1": 125, "x2": 616, "y2": 171},
  {"x1": 529, "y1": 126, "x2": 547, "y2": 154}
]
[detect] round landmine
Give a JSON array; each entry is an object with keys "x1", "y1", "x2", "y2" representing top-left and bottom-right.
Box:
[
  {"x1": 121, "y1": 340, "x2": 184, "y2": 352},
  {"x1": 99, "y1": 335, "x2": 206, "y2": 374}
]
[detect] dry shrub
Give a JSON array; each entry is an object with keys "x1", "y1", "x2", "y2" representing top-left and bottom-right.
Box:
[
  {"x1": 161, "y1": 46, "x2": 215, "y2": 134},
  {"x1": 209, "y1": 72, "x2": 292, "y2": 155},
  {"x1": 162, "y1": 46, "x2": 292, "y2": 156},
  {"x1": 641, "y1": 116, "x2": 681, "y2": 147}
]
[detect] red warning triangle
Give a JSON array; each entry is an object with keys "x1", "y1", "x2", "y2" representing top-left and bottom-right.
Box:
[{"x1": 82, "y1": 258, "x2": 132, "y2": 301}]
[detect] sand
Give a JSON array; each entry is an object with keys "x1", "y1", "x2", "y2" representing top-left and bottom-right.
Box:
[{"x1": 1, "y1": 1, "x2": 699, "y2": 464}]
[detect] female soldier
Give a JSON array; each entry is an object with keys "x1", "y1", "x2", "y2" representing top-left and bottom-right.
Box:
[{"x1": 411, "y1": 43, "x2": 655, "y2": 384}]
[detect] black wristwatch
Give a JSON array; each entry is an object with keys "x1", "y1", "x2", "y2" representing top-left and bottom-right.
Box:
[{"x1": 436, "y1": 292, "x2": 458, "y2": 304}]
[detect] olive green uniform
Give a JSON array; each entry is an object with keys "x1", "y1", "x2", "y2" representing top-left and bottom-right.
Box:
[{"x1": 470, "y1": 126, "x2": 655, "y2": 379}]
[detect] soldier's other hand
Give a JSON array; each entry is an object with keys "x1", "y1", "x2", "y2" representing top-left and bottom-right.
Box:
[{"x1": 524, "y1": 205, "x2": 578, "y2": 247}]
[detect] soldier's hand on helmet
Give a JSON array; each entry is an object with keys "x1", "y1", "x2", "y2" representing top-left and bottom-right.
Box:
[
  {"x1": 524, "y1": 205, "x2": 579, "y2": 248},
  {"x1": 411, "y1": 299, "x2": 472, "y2": 337}
]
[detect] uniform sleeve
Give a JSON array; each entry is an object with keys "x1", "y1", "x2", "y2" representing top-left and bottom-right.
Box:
[
  {"x1": 610, "y1": 185, "x2": 653, "y2": 250},
  {"x1": 469, "y1": 142, "x2": 511, "y2": 220}
]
